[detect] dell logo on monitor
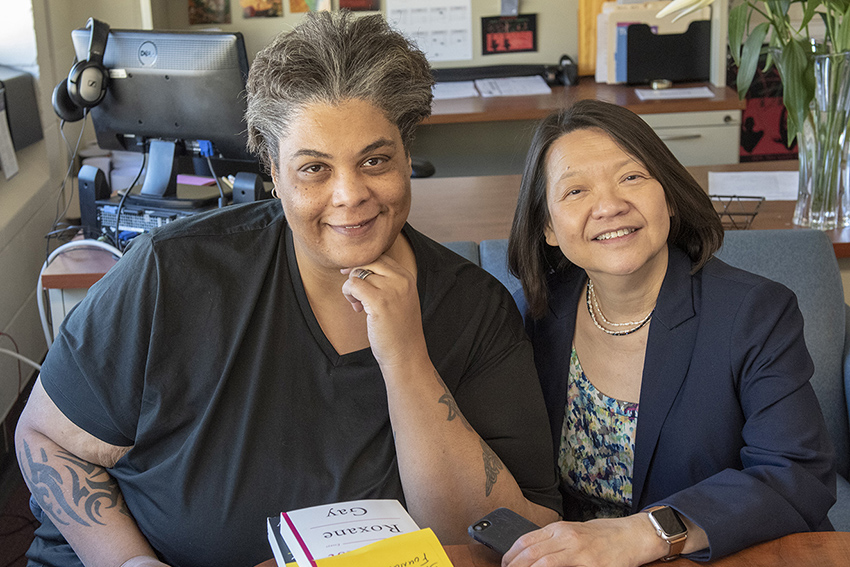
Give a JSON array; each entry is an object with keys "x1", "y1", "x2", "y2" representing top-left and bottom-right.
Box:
[{"x1": 138, "y1": 41, "x2": 157, "y2": 66}]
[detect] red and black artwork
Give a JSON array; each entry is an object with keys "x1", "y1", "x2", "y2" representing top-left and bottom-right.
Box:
[
  {"x1": 482, "y1": 14, "x2": 537, "y2": 55},
  {"x1": 733, "y1": 61, "x2": 798, "y2": 162}
]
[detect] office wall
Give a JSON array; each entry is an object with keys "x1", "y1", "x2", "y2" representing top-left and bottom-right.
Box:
[
  {"x1": 0, "y1": 0, "x2": 146, "y2": 431},
  {"x1": 143, "y1": 0, "x2": 577, "y2": 178},
  {"x1": 0, "y1": 1, "x2": 62, "y2": 432},
  {"x1": 0, "y1": 0, "x2": 65, "y2": 441},
  {"x1": 148, "y1": 0, "x2": 578, "y2": 68}
]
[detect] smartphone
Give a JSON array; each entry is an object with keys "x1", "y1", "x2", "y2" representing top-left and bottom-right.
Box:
[{"x1": 468, "y1": 507, "x2": 540, "y2": 556}]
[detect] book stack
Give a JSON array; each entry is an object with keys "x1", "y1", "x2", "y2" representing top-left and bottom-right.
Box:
[{"x1": 267, "y1": 499, "x2": 453, "y2": 567}]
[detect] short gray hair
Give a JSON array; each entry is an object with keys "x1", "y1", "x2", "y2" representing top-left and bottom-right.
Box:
[{"x1": 246, "y1": 10, "x2": 434, "y2": 172}]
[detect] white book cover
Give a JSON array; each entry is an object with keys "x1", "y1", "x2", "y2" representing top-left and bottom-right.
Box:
[
  {"x1": 267, "y1": 515, "x2": 294, "y2": 566},
  {"x1": 277, "y1": 499, "x2": 419, "y2": 567}
]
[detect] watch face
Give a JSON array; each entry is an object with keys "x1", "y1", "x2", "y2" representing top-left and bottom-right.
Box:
[{"x1": 651, "y1": 507, "x2": 687, "y2": 536}]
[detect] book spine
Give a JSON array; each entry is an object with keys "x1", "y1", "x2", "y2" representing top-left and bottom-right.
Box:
[{"x1": 281, "y1": 511, "x2": 318, "y2": 567}]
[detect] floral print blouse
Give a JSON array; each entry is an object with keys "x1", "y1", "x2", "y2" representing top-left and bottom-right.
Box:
[{"x1": 558, "y1": 346, "x2": 639, "y2": 520}]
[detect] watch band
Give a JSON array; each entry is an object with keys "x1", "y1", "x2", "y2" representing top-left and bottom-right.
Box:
[
  {"x1": 646, "y1": 506, "x2": 688, "y2": 561},
  {"x1": 660, "y1": 531, "x2": 687, "y2": 561}
]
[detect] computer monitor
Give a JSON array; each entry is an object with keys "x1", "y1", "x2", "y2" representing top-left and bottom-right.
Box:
[{"x1": 71, "y1": 27, "x2": 255, "y2": 208}]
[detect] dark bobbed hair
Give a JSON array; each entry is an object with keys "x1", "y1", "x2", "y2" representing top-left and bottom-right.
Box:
[
  {"x1": 508, "y1": 99, "x2": 724, "y2": 318},
  {"x1": 246, "y1": 10, "x2": 434, "y2": 173}
]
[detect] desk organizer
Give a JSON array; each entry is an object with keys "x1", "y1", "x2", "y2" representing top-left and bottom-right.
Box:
[
  {"x1": 626, "y1": 20, "x2": 711, "y2": 84},
  {"x1": 710, "y1": 195, "x2": 765, "y2": 230}
]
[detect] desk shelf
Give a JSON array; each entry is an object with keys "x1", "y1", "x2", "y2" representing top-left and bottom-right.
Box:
[
  {"x1": 415, "y1": 78, "x2": 745, "y2": 177},
  {"x1": 425, "y1": 78, "x2": 745, "y2": 125}
]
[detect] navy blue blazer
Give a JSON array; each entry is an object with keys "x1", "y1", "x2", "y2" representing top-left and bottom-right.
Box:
[{"x1": 516, "y1": 245, "x2": 836, "y2": 560}]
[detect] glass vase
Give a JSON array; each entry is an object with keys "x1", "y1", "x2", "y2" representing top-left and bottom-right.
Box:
[{"x1": 788, "y1": 52, "x2": 850, "y2": 230}]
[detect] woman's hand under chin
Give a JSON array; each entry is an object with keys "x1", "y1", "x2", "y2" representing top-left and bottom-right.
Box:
[
  {"x1": 501, "y1": 515, "x2": 665, "y2": 567},
  {"x1": 340, "y1": 254, "x2": 429, "y2": 374}
]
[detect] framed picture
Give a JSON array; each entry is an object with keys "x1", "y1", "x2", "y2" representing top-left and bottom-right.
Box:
[
  {"x1": 482, "y1": 14, "x2": 537, "y2": 55},
  {"x1": 188, "y1": 0, "x2": 232, "y2": 25},
  {"x1": 241, "y1": 0, "x2": 283, "y2": 18},
  {"x1": 340, "y1": 0, "x2": 380, "y2": 10}
]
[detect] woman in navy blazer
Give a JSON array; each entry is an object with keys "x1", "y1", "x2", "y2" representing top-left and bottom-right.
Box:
[{"x1": 502, "y1": 100, "x2": 835, "y2": 566}]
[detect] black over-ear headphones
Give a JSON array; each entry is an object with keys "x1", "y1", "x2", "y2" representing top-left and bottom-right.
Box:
[{"x1": 52, "y1": 17, "x2": 110, "y2": 122}]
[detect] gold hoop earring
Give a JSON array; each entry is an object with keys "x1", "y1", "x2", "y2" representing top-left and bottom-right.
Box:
[{"x1": 271, "y1": 186, "x2": 280, "y2": 199}]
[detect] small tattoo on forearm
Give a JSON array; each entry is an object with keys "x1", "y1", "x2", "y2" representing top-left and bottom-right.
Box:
[
  {"x1": 436, "y1": 370, "x2": 473, "y2": 432},
  {"x1": 481, "y1": 439, "x2": 504, "y2": 497},
  {"x1": 20, "y1": 440, "x2": 130, "y2": 528}
]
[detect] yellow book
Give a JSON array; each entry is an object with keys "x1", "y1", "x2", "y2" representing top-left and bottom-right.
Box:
[
  {"x1": 280, "y1": 529, "x2": 453, "y2": 567},
  {"x1": 268, "y1": 499, "x2": 434, "y2": 567}
]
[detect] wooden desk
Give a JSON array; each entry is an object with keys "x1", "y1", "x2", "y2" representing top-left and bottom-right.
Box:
[
  {"x1": 40, "y1": 244, "x2": 121, "y2": 324},
  {"x1": 416, "y1": 78, "x2": 746, "y2": 177},
  {"x1": 41, "y1": 245, "x2": 119, "y2": 290},
  {"x1": 408, "y1": 175, "x2": 520, "y2": 244},
  {"x1": 687, "y1": 160, "x2": 850, "y2": 258},
  {"x1": 425, "y1": 78, "x2": 745, "y2": 125},
  {"x1": 255, "y1": 532, "x2": 850, "y2": 567},
  {"x1": 408, "y1": 164, "x2": 850, "y2": 259}
]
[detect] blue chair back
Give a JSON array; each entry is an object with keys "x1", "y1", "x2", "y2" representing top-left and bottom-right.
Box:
[
  {"x1": 442, "y1": 240, "x2": 479, "y2": 265},
  {"x1": 716, "y1": 229, "x2": 849, "y2": 480},
  {"x1": 479, "y1": 239, "x2": 521, "y2": 296}
]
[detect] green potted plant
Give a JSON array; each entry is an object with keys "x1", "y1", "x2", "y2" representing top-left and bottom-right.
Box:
[{"x1": 659, "y1": 0, "x2": 850, "y2": 229}]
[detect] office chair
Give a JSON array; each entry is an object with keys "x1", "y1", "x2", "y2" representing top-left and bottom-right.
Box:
[{"x1": 410, "y1": 157, "x2": 435, "y2": 178}]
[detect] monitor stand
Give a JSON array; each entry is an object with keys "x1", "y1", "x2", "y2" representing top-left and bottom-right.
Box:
[{"x1": 125, "y1": 139, "x2": 229, "y2": 209}]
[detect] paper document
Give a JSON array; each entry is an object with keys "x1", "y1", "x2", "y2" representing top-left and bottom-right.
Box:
[
  {"x1": 176, "y1": 174, "x2": 216, "y2": 186},
  {"x1": 432, "y1": 81, "x2": 478, "y2": 99},
  {"x1": 708, "y1": 171, "x2": 799, "y2": 201},
  {"x1": 0, "y1": 88, "x2": 19, "y2": 180},
  {"x1": 474, "y1": 75, "x2": 552, "y2": 97},
  {"x1": 634, "y1": 86, "x2": 715, "y2": 101},
  {"x1": 386, "y1": 0, "x2": 473, "y2": 62}
]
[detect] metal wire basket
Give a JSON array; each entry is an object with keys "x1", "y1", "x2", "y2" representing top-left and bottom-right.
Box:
[{"x1": 710, "y1": 195, "x2": 765, "y2": 230}]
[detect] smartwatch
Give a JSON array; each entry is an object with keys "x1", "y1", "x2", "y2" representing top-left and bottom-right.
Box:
[{"x1": 645, "y1": 506, "x2": 688, "y2": 561}]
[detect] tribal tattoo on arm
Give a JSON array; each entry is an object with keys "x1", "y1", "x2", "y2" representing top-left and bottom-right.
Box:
[
  {"x1": 436, "y1": 371, "x2": 473, "y2": 433},
  {"x1": 19, "y1": 440, "x2": 131, "y2": 528},
  {"x1": 435, "y1": 371, "x2": 504, "y2": 495},
  {"x1": 480, "y1": 439, "x2": 504, "y2": 496}
]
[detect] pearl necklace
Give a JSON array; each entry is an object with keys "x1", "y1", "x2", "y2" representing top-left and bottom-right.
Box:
[{"x1": 585, "y1": 279, "x2": 653, "y2": 336}]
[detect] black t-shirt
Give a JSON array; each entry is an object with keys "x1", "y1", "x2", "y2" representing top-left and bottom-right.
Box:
[{"x1": 32, "y1": 200, "x2": 560, "y2": 567}]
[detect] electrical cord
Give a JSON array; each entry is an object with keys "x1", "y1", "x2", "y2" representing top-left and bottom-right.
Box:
[
  {"x1": 37, "y1": 239, "x2": 123, "y2": 348},
  {"x1": 0, "y1": 332, "x2": 23, "y2": 391},
  {"x1": 44, "y1": 224, "x2": 84, "y2": 242},
  {"x1": 47, "y1": 112, "x2": 89, "y2": 259},
  {"x1": 113, "y1": 151, "x2": 147, "y2": 251},
  {"x1": 0, "y1": 347, "x2": 41, "y2": 372},
  {"x1": 55, "y1": 114, "x2": 86, "y2": 219},
  {"x1": 205, "y1": 154, "x2": 227, "y2": 208}
]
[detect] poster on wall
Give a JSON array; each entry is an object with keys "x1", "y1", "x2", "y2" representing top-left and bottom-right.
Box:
[
  {"x1": 340, "y1": 0, "x2": 381, "y2": 10},
  {"x1": 188, "y1": 0, "x2": 232, "y2": 25},
  {"x1": 289, "y1": 0, "x2": 331, "y2": 12},
  {"x1": 241, "y1": 0, "x2": 283, "y2": 18},
  {"x1": 738, "y1": 67, "x2": 798, "y2": 162},
  {"x1": 481, "y1": 14, "x2": 537, "y2": 54},
  {"x1": 386, "y1": 0, "x2": 473, "y2": 62}
]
